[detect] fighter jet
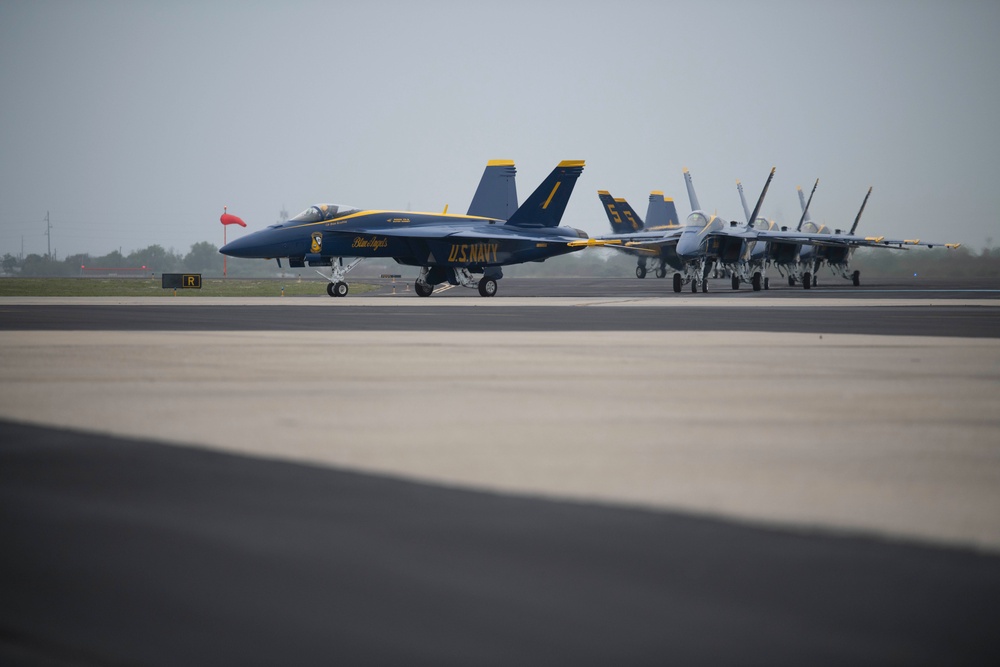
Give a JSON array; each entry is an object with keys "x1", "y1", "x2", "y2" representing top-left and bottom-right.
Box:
[
  {"x1": 596, "y1": 190, "x2": 681, "y2": 278},
  {"x1": 596, "y1": 167, "x2": 777, "y2": 292},
  {"x1": 220, "y1": 160, "x2": 603, "y2": 297},
  {"x1": 733, "y1": 180, "x2": 804, "y2": 290},
  {"x1": 782, "y1": 183, "x2": 959, "y2": 289}
]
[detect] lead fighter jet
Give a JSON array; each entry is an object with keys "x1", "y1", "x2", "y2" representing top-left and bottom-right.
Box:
[{"x1": 220, "y1": 160, "x2": 602, "y2": 297}]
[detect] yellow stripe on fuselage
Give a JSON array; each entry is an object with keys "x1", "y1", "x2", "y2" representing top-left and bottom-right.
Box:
[{"x1": 286, "y1": 209, "x2": 496, "y2": 229}]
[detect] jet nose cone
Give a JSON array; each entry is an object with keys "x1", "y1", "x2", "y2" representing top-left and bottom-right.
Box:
[{"x1": 220, "y1": 233, "x2": 255, "y2": 257}]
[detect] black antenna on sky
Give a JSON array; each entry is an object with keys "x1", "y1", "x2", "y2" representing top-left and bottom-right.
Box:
[{"x1": 44, "y1": 211, "x2": 52, "y2": 259}]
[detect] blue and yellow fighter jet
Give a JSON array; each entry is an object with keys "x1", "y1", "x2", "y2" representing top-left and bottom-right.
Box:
[
  {"x1": 220, "y1": 160, "x2": 601, "y2": 297},
  {"x1": 596, "y1": 190, "x2": 682, "y2": 279}
]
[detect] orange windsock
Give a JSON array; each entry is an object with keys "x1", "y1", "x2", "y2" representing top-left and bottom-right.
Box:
[{"x1": 220, "y1": 207, "x2": 246, "y2": 227}]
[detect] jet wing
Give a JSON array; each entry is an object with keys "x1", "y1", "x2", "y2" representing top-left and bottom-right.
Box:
[
  {"x1": 758, "y1": 229, "x2": 959, "y2": 250},
  {"x1": 593, "y1": 229, "x2": 684, "y2": 255}
]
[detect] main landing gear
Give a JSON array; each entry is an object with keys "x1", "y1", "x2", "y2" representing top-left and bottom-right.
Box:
[
  {"x1": 414, "y1": 268, "x2": 500, "y2": 298},
  {"x1": 477, "y1": 277, "x2": 498, "y2": 297},
  {"x1": 730, "y1": 271, "x2": 765, "y2": 292},
  {"x1": 637, "y1": 262, "x2": 668, "y2": 279}
]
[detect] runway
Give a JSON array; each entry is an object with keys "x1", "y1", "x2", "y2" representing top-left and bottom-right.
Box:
[{"x1": 1, "y1": 281, "x2": 999, "y2": 664}]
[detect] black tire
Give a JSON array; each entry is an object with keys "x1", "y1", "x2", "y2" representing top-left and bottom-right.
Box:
[
  {"x1": 803, "y1": 272, "x2": 812, "y2": 290},
  {"x1": 731, "y1": 275, "x2": 740, "y2": 290},
  {"x1": 415, "y1": 282, "x2": 433, "y2": 297},
  {"x1": 326, "y1": 282, "x2": 337, "y2": 297},
  {"x1": 764, "y1": 277, "x2": 770, "y2": 290},
  {"x1": 478, "y1": 277, "x2": 498, "y2": 297},
  {"x1": 752, "y1": 272, "x2": 762, "y2": 292},
  {"x1": 635, "y1": 265, "x2": 647, "y2": 279},
  {"x1": 701, "y1": 280, "x2": 708, "y2": 293},
  {"x1": 655, "y1": 266, "x2": 667, "y2": 279},
  {"x1": 673, "y1": 273, "x2": 682, "y2": 293},
  {"x1": 334, "y1": 281, "x2": 349, "y2": 297},
  {"x1": 852, "y1": 270, "x2": 861, "y2": 286},
  {"x1": 812, "y1": 275, "x2": 818, "y2": 287},
  {"x1": 691, "y1": 279, "x2": 698, "y2": 293}
]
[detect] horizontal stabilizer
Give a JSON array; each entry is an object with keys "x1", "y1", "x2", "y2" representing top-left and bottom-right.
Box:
[{"x1": 506, "y1": 160, "x2": 585, "y2": 228}]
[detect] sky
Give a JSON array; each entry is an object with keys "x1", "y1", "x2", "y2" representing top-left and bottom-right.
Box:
[{"x1": 2, "y1": 0, "x2": 998, "y2": 259}]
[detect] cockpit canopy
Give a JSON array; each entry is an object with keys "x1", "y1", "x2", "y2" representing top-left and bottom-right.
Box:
[
  {"x1": 687, "y1": 212, "x2": 710, "y2": 229},
  {"x1": 686, "y1": 211, "x2": 724, "y2": 233},
  {"x1": 275, "y1": 203, "x2": 361, "y2": 227}
]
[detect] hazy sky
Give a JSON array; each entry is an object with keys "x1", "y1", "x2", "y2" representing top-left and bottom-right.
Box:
[{"x1": 2, "y1": 0, "x2": 998, "y2": 258}]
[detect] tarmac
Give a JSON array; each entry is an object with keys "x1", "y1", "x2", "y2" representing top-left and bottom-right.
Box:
[{"x1": 1, "y1": 282, "x2": 999, "y2": 663}]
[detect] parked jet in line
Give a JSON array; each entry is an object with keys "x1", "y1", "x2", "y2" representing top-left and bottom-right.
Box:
[
  {"x1": 220, "y1": 160, "x2": 605, "y2": 297},
  {"x1": 735, "y1": 177, "x2": 782, "y2": 290},
  {"x1": 597, "y1": 167, "x2": 777, "y2": 292},
  {"x1": 596, "y1": 190, "x2": 681, "y2": 278},
  {"x1": 780, "y1": 182, "x2": 959, "y2": 289}
]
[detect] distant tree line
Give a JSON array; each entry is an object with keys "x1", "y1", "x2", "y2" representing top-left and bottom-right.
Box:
[
  {"x1": 2, "y1": 242, "x2": 998, "y2": 281},
  {"x1": 1, "y1": 242, "x2": 270, "y2": 278}
]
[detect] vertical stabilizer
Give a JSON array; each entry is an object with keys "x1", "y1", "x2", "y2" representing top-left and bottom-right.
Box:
[
  {"x1": 598, "y1": 191, "x2": 644, "y2": 232},
  {"x1": 467, "y1": 160, "x2": 518, "y2": 220},
  {"x1": 736, "y1": 180, "x2": 752, "y2": 220},
  {"x1": 506, "y1": 160, "x2": 585, "y2": 228},
  {"x1": 615, "y1": 197, "x2": 643, "y2": 232},
  {"x1": 746, "y1": 167, "x2": 776, "y2": 230},
  {"x1": 796, "y1": 179, "x2": 819, "y2": 231},
  {"x1": 598, "y1": 191, "x2": 629, "y2": 234},
  {"x1": 683, "y1": 168, "x2": 702, "y2": 212},
  {"x1": 849, "y1": 187, "x2": 873, "y2": 235},
  {"x1": 646, "y1": 192, "x2": 681, "y2": 229}
]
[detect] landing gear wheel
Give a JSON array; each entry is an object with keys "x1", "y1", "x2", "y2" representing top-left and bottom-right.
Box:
[
  {"x1": 731, "y1": 275, "x2": 740, "y2": 290},
  {"x1": 655, "y1": 266, "x2": 667, "y2": 279},
  {"x1": 701, "y1": 280, "x2": 708, "y2": 293},
  {"x1": 636, "y1": 265, "x2": 647, "y2": 279},
  {"x1": 415, "y1": 282, "x2": 433, "y2": 297},
  {"x1": 333, "y1": 281, "x2": 349, "y2": 297},
  {"x1": 751, "y1": 272, "x2": 762, "y2": 292},
  {"x1": 764, "y1": 277, "x2": 770, "y2": 290},
  {"x1": 327, "y1": 282, "x2": 337, "y2": 297},
  {"x1": 673, "y1": 273, "x2": 682, "y2": 293},
  {"x1": 788, "y1": 276, "x2": 795, "y2": 287},
  {"x1": 691, "y1": 279, "x2": 698, "y2": 293},
  {"x1": 802, "y1": 273, "x2": 812, "y2": 290},
  {"x1": 477, "y1": 277, "x2": 498, "y2": 297},
  {"x1": 812, "y1": 275, "x2": 818, "y2": 287},
  {"x1": 852, "y1": 270, "x2": 861, "y2": 286}
]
